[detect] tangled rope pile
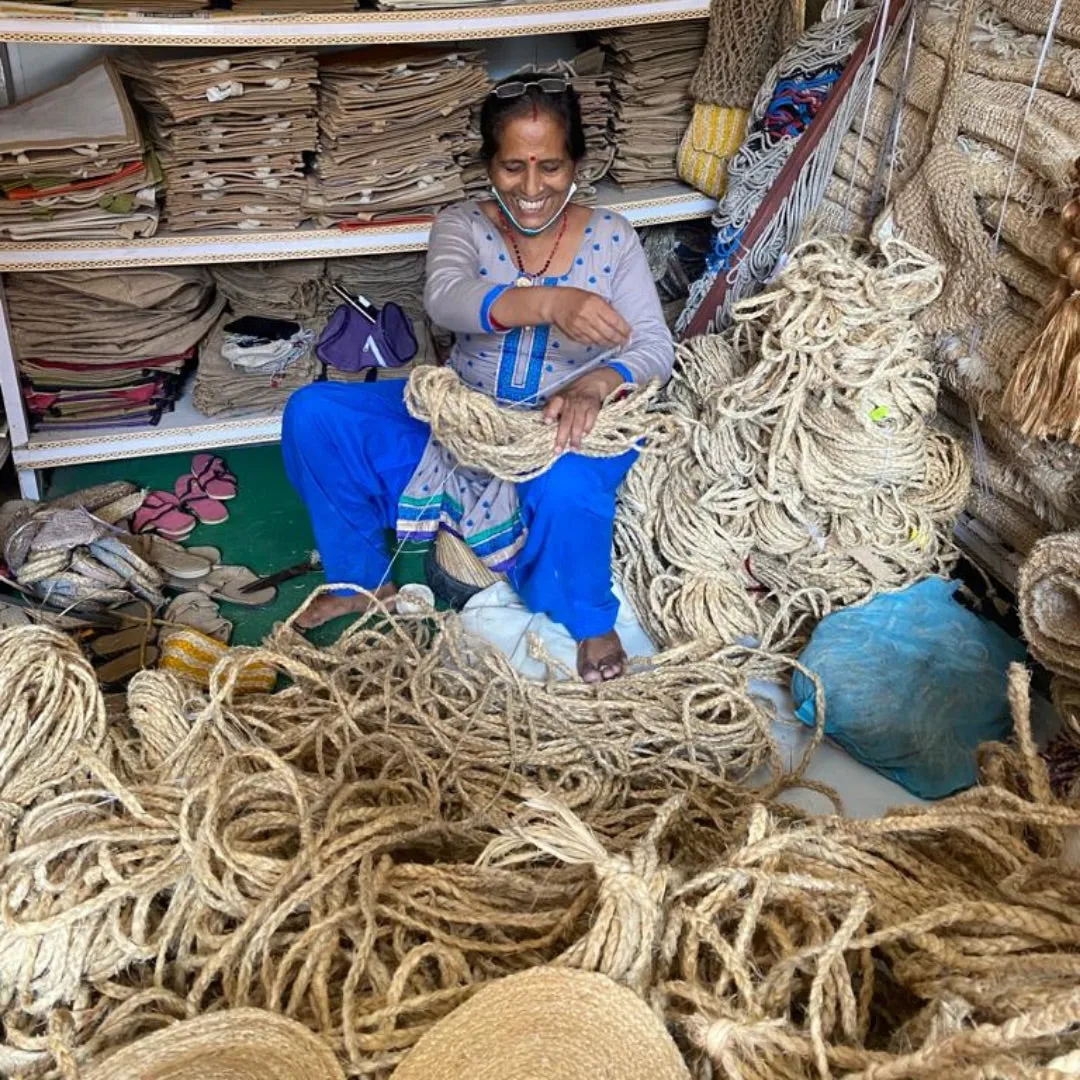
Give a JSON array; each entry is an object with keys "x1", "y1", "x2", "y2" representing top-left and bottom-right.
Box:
[
  {"x1": 403, "y1": 365, "x2": 680, "y2": 483},
  {"x1": 2, "y1": 623, "x2": 1080, "y2": 1080},
  {"x1": 616, "y1": 236, "x2": 971, "y2": 653}
]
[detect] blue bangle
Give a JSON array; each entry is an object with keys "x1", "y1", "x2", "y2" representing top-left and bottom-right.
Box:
[
  {"x1": 607, "y1": 361, "x2": 634, "y2": 383},
  {"x1": 480, "y1": 283, "x2": 512, "y2": 333}
]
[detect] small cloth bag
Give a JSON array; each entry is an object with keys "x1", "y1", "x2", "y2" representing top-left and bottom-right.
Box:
[{"x1": 316, "y1": 300, "x2": 419, "y2": 374}]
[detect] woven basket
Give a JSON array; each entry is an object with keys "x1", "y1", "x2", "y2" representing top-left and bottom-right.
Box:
[
  {"x1": 392, "y1": 967, "x2": 691, "y2": 1080},
  {"x1": 84, "y1": 1008, "x2": 345, "y2": 1080},
  {"x1": 424, "y1": 529, "x2": 506, "y2": 610}
]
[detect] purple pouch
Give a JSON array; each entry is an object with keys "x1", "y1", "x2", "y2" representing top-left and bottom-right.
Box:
[{"x1": 316, "y1": 300, "x2": 419, "y2": 373}]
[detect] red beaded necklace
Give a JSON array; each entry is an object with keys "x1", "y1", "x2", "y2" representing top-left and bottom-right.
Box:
[{"x1": 501, "y1": 210, "x2": 569, "y2": 288}]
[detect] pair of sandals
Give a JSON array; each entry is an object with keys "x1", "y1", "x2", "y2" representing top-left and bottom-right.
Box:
[{"x1": 131, "y1": 454, "x2": 238, "y2": 541}]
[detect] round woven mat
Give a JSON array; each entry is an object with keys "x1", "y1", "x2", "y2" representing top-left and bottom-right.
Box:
[
  {"x1": 83, "y1": 1008, "x2": 344, "y2": 1080},
  {"x1": 391, "y1": 967, "x2": 691, "y2": 1080}
]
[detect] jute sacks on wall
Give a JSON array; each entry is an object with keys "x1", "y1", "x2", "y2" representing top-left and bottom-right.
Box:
[{"x1": 677, "y1": 0, "x2": 802, "y2": 198}]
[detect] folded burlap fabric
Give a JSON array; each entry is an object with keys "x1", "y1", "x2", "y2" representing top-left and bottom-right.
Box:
[
  {"x1": 603, "y1": 22, "x2": 709, "y2": 186},
  {"x1": 305, "y1": 48, "x2": 489, "y2": 225},
  {"x1": 0, "y1": 59, "x2": 161, "y2": 241},
  {"x1": 117, "y1": 50, "x2": 318, "y2": 232},
  {"x1": 8, "y1": 266, "x2": 220, "y2": 431}
]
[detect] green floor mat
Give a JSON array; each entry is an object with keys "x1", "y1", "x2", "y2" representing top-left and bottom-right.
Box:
[{"x1": 46, "y1": 444, "x2": 428, "y2": 647}]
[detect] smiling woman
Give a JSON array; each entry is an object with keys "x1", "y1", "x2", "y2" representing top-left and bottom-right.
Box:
[{"x1": 281, "y1": 73, "x2": 675, "y2": 683}]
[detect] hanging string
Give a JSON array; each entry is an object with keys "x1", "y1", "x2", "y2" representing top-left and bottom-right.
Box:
[{"x1": 843, "y1": 0, "x2": 899, "y2": 228}]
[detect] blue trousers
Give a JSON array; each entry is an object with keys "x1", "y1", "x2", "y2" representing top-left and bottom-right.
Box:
[{"x1": 281, "y1": 380, "x2": 635, "y2": 641}]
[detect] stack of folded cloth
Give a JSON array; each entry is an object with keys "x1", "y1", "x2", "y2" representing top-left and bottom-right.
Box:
[
  {"x1": 6, "y1": 267, "x2": 223, "y2": 431},
  {"x1": 567, "y1": 48, "x2": 617, "y2": 199},
  {"x1": 0, "y1": 60, "x2": 161, "y2": 242},
  {"x1": 603, "y1": 21, "x2": 709, "y2": 185},
  {"x1": 212, "y1": 259, "x2": 327, "y2": 319},
  {"x1": 117, "y1": 50, "x2": 318, "y2": 232},
  {"x1": 305, "y1": 48, "x2": 490, "y2": 225},
  {"x1": 194, "y1": 259, "x2": 325, "y2": 417},
  {"x1": 324, "y1": 253, "x2": 441, "y2": 382},
  {"x1": 71, "y1": 0, "x2": 208, "y2": 12},
  {"x1": 229, "y1": 0, "x2": 355, "y2": 10}
]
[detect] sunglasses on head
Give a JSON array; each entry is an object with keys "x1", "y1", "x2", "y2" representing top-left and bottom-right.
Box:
[{"x1": 491, "y1": 76, "x2": 569, "y2": 99}]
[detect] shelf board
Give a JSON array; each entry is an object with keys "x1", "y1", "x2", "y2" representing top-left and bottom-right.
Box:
[
  {"x1": 13, "y1": 382, "x2": 286, "y2": 470},
  {"x1": 0, "y1": 181, "x2": 715, "y2": 272},
  {"x1": 0, "y1": 0, "x2": 708, "y2": 44}
]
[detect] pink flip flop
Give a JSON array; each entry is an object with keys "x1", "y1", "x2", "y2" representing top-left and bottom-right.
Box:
[
  {"x1": 191, "y1": 453, "x2": 238, "y2": 500},
  {"x1": 175, "y1": 474, "x2": 230, "y2": 526},
  {"x1": 131, "y1": 491, "x2": 197, "y2": 541}
]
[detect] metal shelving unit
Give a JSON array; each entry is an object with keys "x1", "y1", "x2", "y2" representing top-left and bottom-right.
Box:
[{"x1": 0, "y1": 3, "x2": 713, "y2": 496}]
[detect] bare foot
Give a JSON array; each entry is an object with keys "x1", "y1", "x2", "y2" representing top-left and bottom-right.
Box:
[
  {"x1": 293, "y1": 584, "x2": 398, "y2": 630},
  {"x1": 577, "y1": 629, "x2": 627, "y2": 684}
]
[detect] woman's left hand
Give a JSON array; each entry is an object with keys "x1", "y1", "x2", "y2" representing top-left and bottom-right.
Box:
[{"x1": 543, "y1": 367, "x2": 626, "y2": 452}]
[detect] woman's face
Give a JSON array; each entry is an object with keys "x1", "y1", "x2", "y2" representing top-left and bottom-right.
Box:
[{"x1": 488, "y1": 110, "x2": 576, "y2": 232}]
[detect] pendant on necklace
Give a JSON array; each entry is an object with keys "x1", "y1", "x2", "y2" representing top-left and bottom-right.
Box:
[{"x1": 514, "y1": 275, "x2": 534, "y2": 288}]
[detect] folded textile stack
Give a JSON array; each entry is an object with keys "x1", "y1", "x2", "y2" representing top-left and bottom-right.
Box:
[
  {"x1": 567, "y1": 48, "x2": 618, "y2": 195},
  {"x1": 602, "y1": 21, "x2": 709, "y2": 185},
  {"x1": 229, "y1": 0, "x2": 354, "y2": 10},
  {"x1": 815, "y1": 0, "x2": 1080, "y2": 569},
  {"x1": 70, "y1": 0, "x2": 208, "y2": 11},
  {"x1": 0, "y1": 60, "x2": 160, "y2": 242},
  {"x1": 212, "y1": 259, "x2": 327, "y2": 319},
  {"x1": 192, "y1": 310, "x2": 319, "y2": 417},
  {"x1": 305, "y1": 48, "x2": 490, "y2": 225},
  {"x1": 117, "y1": 50, "x2": 318, "y2": 232},
  {"x1": 6, "y1": 267, "x2": 222, "y2": 431},
  {"x1": 325, "y1": 252, "x2": 441, "y2": 382}
]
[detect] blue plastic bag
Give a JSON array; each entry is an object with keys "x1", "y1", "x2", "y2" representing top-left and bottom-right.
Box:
[{"x1": 791, "y1": 577, "x2": 1027, "y2": 799}]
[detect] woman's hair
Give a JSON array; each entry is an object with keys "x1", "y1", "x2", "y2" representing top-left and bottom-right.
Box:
[{"x1": 479, "y1": 76, "x2": 587, "y2": 163}]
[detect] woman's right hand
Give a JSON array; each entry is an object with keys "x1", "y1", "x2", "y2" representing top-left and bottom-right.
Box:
[{"x1": 544, "y1": 287, "x2": 631, "y2": 348}]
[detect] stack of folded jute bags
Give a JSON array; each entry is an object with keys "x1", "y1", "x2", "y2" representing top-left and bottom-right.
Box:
[
  {"x1": 304, "y1": 49, "x2": 490, "y2": 225},
  {"x1": 0, "y1": 60, "x2": 161, "y2": 242},
  {"x1": 228, "y1": 0, "x2": 354, "y2": 12},
  {"x1": 602, "y1": 21, "x2": 709, "y2": 186},
  {"x1": 70, "y1": 0, "x2": 208, "y2": 12},
  {"x1": 193, "y1": 261, "x2": 324, "y2": 417},
  {"x1": 5, "y1": 268, "x2": 223, "y2": 431},
  {"x1": 810, "y1": 0, "x2": 1080, "y2": 567},
  {"x1": 324, "y1": 253, "x2": 442, "y2": 383},
  {"x1": 117, "y1": 50, "x2": 318, "y2": 232}
]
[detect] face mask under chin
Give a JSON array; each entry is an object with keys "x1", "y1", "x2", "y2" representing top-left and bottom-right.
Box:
[{"x1": 490, "y1": 182, "x2": 578, "y2": 236}]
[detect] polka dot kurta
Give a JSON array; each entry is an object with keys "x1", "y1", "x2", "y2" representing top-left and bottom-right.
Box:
[{"x1": 396, "y1": 198, "x2": 674, "y2": 571}]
